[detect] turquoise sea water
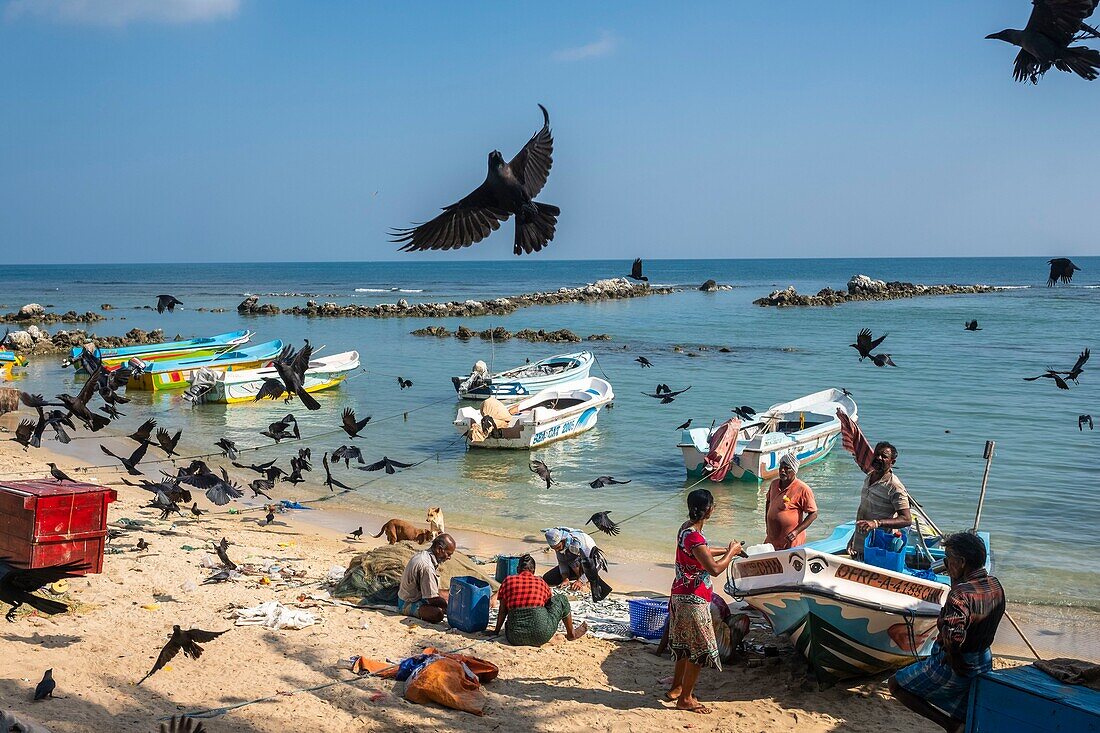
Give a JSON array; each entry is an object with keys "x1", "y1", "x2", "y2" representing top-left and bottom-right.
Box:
[{"x1": 3, "y1": 258, "x2": 1097, "y2": 607}]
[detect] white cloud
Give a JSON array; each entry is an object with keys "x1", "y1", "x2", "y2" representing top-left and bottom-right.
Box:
[
  {"x1": 4, "y1": 0, "x2": 241, "y2": 26},
  {"x1": 552, "y1": 31, "x2": 618, "y2": 62}
]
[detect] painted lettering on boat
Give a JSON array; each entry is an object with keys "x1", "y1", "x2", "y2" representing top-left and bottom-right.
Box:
[
  {"x1": 739, "y1": 558, "x2": 783, "y2": 577},
  {"x1": 834, "y1": 565, "x2": 943, "y2": 603}
]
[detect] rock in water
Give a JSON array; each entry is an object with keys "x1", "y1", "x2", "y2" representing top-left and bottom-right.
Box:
[{"x1": 17, "y1": 303, "x2": 44, "y2": 318}]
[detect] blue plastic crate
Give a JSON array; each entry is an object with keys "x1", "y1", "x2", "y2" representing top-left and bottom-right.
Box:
[
  {"x1": 864, "y1": 528, "x2": 908, "y2": 573},
  {"x1": 627, "y1": 597, "x2": 670, "y2": 640},
  {"x1": 447, "y1": 576, "x2": 491, "y2": 633},
  {"x1": 494, "y1": 555, "x2": 521, "y2": 583}
]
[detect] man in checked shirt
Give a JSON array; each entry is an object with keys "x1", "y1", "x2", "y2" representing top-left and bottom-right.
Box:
[
  {"x1": 889, "y1": 532, "x2": 1006, "y2": 733},
  {"x1": 492, "y1": 554, "x2": 587, "y2": 646}
]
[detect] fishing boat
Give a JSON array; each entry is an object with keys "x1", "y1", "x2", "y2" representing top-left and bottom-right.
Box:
[
  {"x1": 69, "y1": 330, "x2": 252, "y2": 371},
  {"x1": 726, "y1": 522, "x2": 992, "y2": 681},
  {"x1": 451, "y1": 351, "x2": 594, "y2": 401},
  {"x1": 126, "y1": 339, "x2": 283, "y2": 391},
  {"x1": 679, "y1": 388, "x2": 856, "y2": 481},
  {"x1": 0, "y1": 351, "x2": 26, "y2": 366},
  {"x1": 186, "y1": 350, "x2": 359, "y2": 404},
  {"x1": 454, "y1": 377, "x2": 614, "y2": 449}
]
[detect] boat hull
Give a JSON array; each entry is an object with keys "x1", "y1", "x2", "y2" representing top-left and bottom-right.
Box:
[
  {"x1": 452, "y1": 351, "x2": 594, "y2": 401},
  {"x1": 198, "y1": 352, "x2": 360, "y2": 404},
  {"x1": 454, "y1": 377, "x2": 613, "y2": 449},
  {"x1": 71, "y1": 330, "x2": 251, "y2": 371},
  {"x1": 128, "y1": 357, "x2": 273, "y2": 391},
  {"x1": 728, "y1": 545, "x2": 948, "y2": 681},
  {"x1": 679, "y1": 387, "x2": 854, "y2": 481}
]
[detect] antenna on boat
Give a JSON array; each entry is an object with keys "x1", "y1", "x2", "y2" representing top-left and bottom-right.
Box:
[
  {"x1": 972, "y1": 440, "x2": 995, "y2": 532},
  {"x1": 489, "y1": 322, "x2": 495, "y2": 373}
]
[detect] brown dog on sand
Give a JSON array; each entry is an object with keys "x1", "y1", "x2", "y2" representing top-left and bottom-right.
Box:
[{"x1": 372, "y1": 519, "x2": 434, "y2": 545}]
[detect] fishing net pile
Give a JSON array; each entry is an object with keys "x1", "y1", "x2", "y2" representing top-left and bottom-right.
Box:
[{"x1": 333, "y1": 541, "x2": 498, "y2": 606}]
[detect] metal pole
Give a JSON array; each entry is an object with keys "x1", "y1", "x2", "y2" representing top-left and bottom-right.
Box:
[{"x1": 972, "y1": 440, "x2": 995, "y2": 532}]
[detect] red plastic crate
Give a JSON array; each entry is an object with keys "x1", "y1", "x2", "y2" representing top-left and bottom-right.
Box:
[{"x1": 0, "y1": 479, "x2": 116, "y2": 574}]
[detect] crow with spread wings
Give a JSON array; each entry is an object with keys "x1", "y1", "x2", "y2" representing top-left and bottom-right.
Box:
[{"x1": 392, "y1": 105, "x2": 559, "y2": 255}]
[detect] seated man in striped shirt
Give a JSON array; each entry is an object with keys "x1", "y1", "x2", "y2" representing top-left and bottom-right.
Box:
[
  {"x1": 889, "y1": 532, "x2": 1005, "y2": 733},
  {"x1": 493, "y1": 555, "x2": 587, "y2": 646}
]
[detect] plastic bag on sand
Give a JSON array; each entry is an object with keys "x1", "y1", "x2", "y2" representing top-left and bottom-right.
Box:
[
  {"x1": 234, "y1": 600, "x2": 317, "y2": 630},
  {"x1": 404, "y1": 657, "x2": 486, "y2": 716}
]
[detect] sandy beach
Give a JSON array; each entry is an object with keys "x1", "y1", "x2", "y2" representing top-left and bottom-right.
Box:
[{"x1": 3, "y1": 410, "x2": 1086, "y2": 733}]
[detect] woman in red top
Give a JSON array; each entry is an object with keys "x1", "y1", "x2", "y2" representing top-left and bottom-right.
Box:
[
  {"x1": 666, "y1": 488, "x2": 741, "y2": 715},
  {"x1": 493, "y1": 555, "x2": 587, "y2": 646},
  {"x1": 764, "y1": 453, "x2": 818, "y2": 550}
]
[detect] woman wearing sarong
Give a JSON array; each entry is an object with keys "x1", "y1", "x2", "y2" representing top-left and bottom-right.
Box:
[
  {"x1": 493, "y1": 555, "x2": 587, "y2": 646},
  {"x1": 666, "y1": 489, "x2": 741, "y2": 714}
]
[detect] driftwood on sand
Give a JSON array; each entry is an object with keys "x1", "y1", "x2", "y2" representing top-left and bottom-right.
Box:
[{"x1": 754, "y1": 274, "x2": 997, "y2": 307}]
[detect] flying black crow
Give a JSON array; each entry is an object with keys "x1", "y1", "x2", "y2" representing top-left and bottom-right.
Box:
[
  {"x1": 731, "y1": 406, "x2": 755, "y2": 420},
  {"x1": 587, "y1": 511, "x2": 620, "y2": 536},
  {"x1": 138, "y1": 625, "x2": 226, "y2": 685},
  {"x1": 1079, "y1": 414, "x2": 1094, "y2": 430},
  {"x1": 156, "y1": 295, "x2": 183, "y2": 313},
  {"x1": 0, "y1": 557, "x2": 88, "y2": 622},
  {"x1": 1059, "y1": 348, "x2": 1090, "y2": 383},
  {"x1": 341, "y1": 407, "x2": 371, "y2": 438},
  {"x1": 155, "y1": 428, "x2": 182, "y2": 457},
  {"x1": 332, "y1": 445, "x2": 365, "y2": 467},
  {"x1": 530, "y1": 459, "x2": 556, "y2": 489},
  {"x1": 628, "y1": 258, "x2": 648, "y2": 282},
  {"x1": 233, "y1": 459, "x2": 277, "y2": 475},
  {"x1": 987, "y1": 3, "x2": 1100, "y2": 83},
  {"x1": 215, "y1": 438, "x2": 239, "y2": 460},
  {"x1": 130, "y1": 419, "x2": 158, "y2": 444},
  {"x1": 398, "y1": 377, "x2": 413, "y2": 390},
  {"x1": 323, "y1": 452, "x2": 354, "y2": 492},
  {"x1": 1047, "y1": 257, "x2": 1082, "y2": 285},
  {"x1": 261, "y1": 414, "x2": 299, "y2": 443},
  {"x1": 642, "y1": 385, "x2": 691, "y2": 403},
  {"x1": 869, "y1": 353, "x2": 898, "y2": 368},
  {"x1": 841, "y1": 387, "x2": 854, "y2": 397},
  {"x1": 10, "y1": 420, "x2": 35, "y2": 451},
  {"x1": 635, "y1": 356, "x2": 653, "y2": 368},
  {"x1": 160, "y1": 715, "x2": 206, "y2": 733},
  {"x1": 589, "y1": 476, "x2": 631, "y2": 489},
  {"x1": 850, "y1": 329, "x2": 887, "y2": 361},
  {"x1": 392, "y1": 104, "x2": 558, "y2": 256},
  {"x1": 358, "y1": 456, "x2": 415, "y2": 474},
  {"x1": 100, "y1": 441, "x2": 149, "y2": 476},
  {"x1": 965, "y1": 320, "x2": 982, "y2": 331},
  {"x1": 249, "y1": 479, "x2": 274, "y2": 500},
  {"x1": 1023, "y1": 368, "x2": 1070, "y2": 389}
]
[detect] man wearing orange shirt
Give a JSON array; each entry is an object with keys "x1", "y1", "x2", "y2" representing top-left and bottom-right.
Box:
[{"x1": 764, "y1": 453, "x2": 818, "y2": 550}]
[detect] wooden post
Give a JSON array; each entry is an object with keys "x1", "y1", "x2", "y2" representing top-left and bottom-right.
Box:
[{"x1": 973, "y1": 440, "x2": 995, "y2": 532}]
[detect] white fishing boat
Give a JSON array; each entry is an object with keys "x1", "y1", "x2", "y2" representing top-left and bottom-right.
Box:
[
  {"x1": 451, "y1": 351, "x2": 594, "y2": 401},
  {"x1": 453, "y1": 377, "x2": 613, "y2": 449},
  {"x1": 679, "y1": 388, "x2": 856, "y2": 481},
  {"x1": 185, "y1": 351, "x2": 359, "y2": 405},
  {"x1": 726, "y1": 523, "x2": 992, "y2": 681}
]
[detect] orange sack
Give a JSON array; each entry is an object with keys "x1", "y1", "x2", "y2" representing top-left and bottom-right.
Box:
[{"x1": 404, "y1": 656, "x2": 487, "y2": 716}]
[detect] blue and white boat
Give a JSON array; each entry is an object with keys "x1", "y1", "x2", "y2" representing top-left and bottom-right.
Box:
[
  {"x1": 451, "y1": 351, "x2": 594, "y2": 401},
  {"x1": 727, "y1": 523, "x2": 992, "y2": 681},
  {"x1": 454, "y1": 376, "x2": 613, "y2": 449},
  {"x1": 679, "y1": 388, "x2": 856, "y2": 481}
]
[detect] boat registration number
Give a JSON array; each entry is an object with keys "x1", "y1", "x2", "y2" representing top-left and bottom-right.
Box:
[
  {"x1": 534, "y1": 420, "x2": 575, "y2": 444},
  {"x1": 738, "y1": 558, "x2": 783, "y2": 577},
  {"x1": 834, "y1": 565, "x2": 943, "y2": 603}
]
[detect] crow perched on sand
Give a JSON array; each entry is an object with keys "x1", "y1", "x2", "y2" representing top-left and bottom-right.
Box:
[
  {"x1": 1047, "y1": 257, "x2": 1082, "y2": 285},
  {"x1": 987, "y1": 1, "x2": 1100, "y2": 83},
  {"x1": 392, "y1": 105, "x2": 559, "y2": 256}
]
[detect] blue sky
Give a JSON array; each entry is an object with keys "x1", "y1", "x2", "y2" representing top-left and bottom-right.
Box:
[{"x1": 2, "y1": 1, "x2": 1098, "y2": 263}]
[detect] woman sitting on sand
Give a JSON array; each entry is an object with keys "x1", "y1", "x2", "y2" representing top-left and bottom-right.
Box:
[
  {"x1": 666, "y1": 489, "x2": 741, "y2": 714},
  {"x1": 493, "y1": 555, "x2": 587, "y2": 646}
]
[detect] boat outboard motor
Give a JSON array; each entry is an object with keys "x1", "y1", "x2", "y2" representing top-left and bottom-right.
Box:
[
  {"x1": 182, "y1": 367, "x2": 217, "y2": 404},
  {"x1": 127, "y1": 357, "x2": 149, "y2": 377},
  {"x1": 582, "y1": 546, "x2": 613, "y2": 603}
]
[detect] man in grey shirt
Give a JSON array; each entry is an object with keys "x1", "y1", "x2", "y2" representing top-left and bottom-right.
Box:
[
  {"x1": 397, "y1": 534, "x2": 455, "y2": 622},
  {"x1": 848, "y1": 442, "x2": 912, "y2": 558}
]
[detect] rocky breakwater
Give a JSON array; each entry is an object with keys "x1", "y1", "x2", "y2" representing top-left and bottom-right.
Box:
[
  {"x1": 412, "y1": 325, "x2": 610, "y2": 343},
  {"x1": 754, "y1": 274, "x2": 997, "y2": 307},
  {"x1": 238, "y1": 278, "x2": 675, "y2": 319},
  {"x1": 1, "y1": 303, "x2": 107, "y2": 325},
  {"x1": 2, "y1": 327, "x2": 164, "y2": 356}
]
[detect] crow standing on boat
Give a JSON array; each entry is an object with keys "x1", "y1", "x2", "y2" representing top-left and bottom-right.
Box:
[
  {"x1": 987, "y1": 1, "x2": 1100, "y2": 83},
  {"x1": 1047, "y1": 257, "x2": 1082, "y2": 285},
  {"x1": 392, "y1": 105, "x2": 558, "y2": 256}
]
